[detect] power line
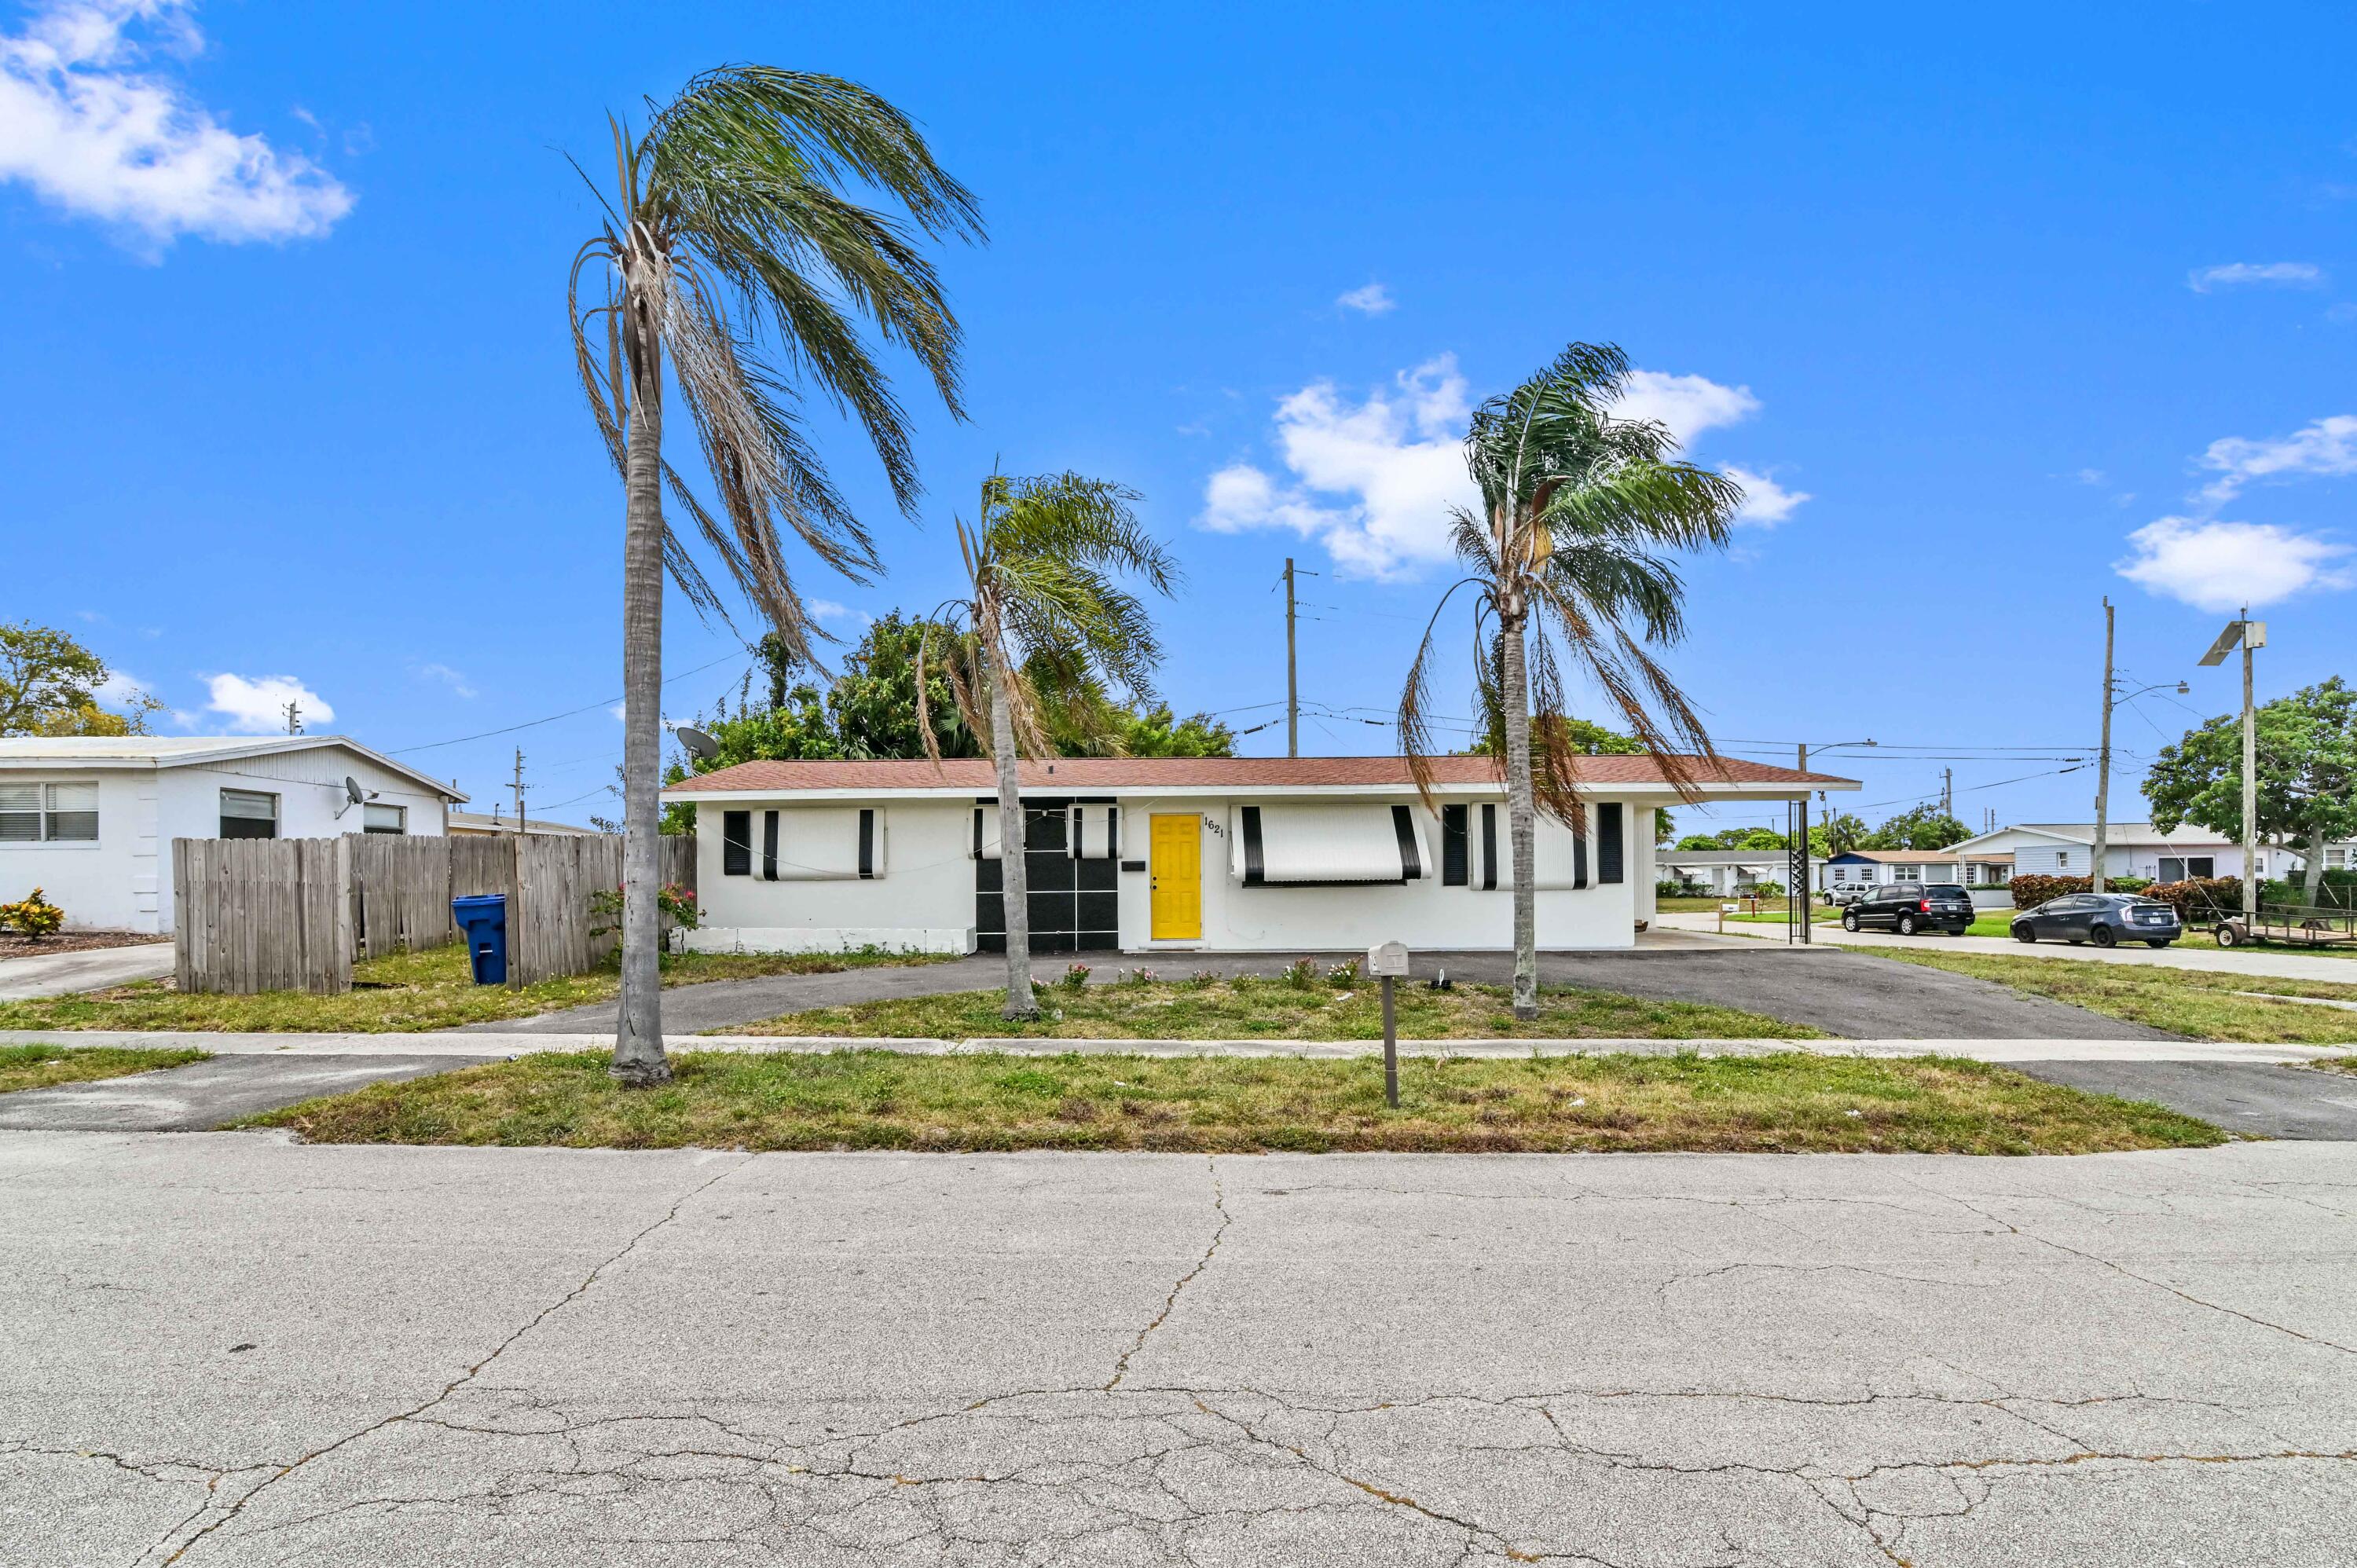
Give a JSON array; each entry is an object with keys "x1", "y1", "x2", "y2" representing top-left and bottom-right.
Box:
[{"x1": 388, "y1": 651, "x2": 747, "y2": 756}]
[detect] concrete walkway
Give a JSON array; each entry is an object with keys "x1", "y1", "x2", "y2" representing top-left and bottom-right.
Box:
[
  {"x1": 1659, "y1": 910, "x2": 2357, "y2": 984},
  {"x1": 0, "y1": 940, "x2": 173, "y2": 1000},
  {"x1": 7, "y1": 1135, "x2": 2355, "y2": 1566}
]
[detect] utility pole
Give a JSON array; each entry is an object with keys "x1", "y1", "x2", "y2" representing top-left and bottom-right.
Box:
[
  {"x1": 1283, "y1": 556, "x2": 1299, "y2": 758},
  {"x1": 2196, "y1": 608, "x2": 2267, "y2": 919},
  {"x1": 283, "y1": 700, "x2": 302, "y2": 735},
  {"x1": 2092, "y1": 597, "x2": 2114, "y2": 892},
  {"x1": 1941, "y1": 768, "x2": 1953, "y2": 819},
  {"x1": 1794, "y1": 743, "x2": 1812, "y2": 946},
  {"x1": 511, "y1": 747, "x2": 527, "y2": 837}
]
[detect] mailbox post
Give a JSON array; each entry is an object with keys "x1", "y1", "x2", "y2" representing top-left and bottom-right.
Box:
[{"x1": 1367, "y1": 940, "x2": 1409, "y2": 1108}]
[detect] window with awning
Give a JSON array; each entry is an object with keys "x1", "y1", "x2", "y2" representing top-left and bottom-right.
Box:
[
  {"x1": 973, "y1": 803, "x2": 1122, "y2": 861},
  {"x1": 744, "y1": 807, "x2": 884, "y2": 880},
  {"x1": 1231, "y1": 804, "x2": 1431, "y2": 885}
]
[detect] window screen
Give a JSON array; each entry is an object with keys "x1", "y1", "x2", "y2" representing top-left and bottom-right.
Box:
[
  {"x1": 0, "y1": 783, "x2": 41, "y2": 842},
  {"x1": 1441, "y1": 804, "x2": 1468, "y2": 886},
  {"x1": 0, "y1": 782, "x2": 98, "y2": 842},
  {"x1": 1596, "y1": 802, "x2": 1624, "y2": 885},
  {"x1": 362, "y1": 802, "x2": 405, "y2": 835},
  {"x1": 219, "y1": 789, "x2": 278, "y2": 840},
  {"x1": 721, "y1": 811, "x2": 752, "y2": 876}
]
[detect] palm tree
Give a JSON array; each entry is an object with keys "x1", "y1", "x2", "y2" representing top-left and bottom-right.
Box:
[
  {"x1": 570, "y1": 67, "x2": 981, "y2": 1085},
  {"x1": 1400, "y1": 343, "x2": 1743, "y2": 1019},
  {"x1": 915, "y1": 474, "x2": 1178, "y2": 1018}
]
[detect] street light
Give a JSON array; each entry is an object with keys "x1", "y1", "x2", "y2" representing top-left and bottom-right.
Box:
[
  {"x1": 2196, "y1": 609, "x2": 2267, "y2": 918},
  {"x1": 1791, "y1": 738, "x2": 1877, "y2": 943}
]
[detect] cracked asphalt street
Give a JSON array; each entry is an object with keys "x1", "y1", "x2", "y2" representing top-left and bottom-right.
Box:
[{"x1": 4, "y1": 1134, "x2": 2353, "y2": 1566}]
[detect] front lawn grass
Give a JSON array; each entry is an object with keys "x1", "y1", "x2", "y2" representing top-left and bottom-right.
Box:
[
  {"x1": 244, "y1": 1048, "x2": 2222, "y2": 1155},
  {"x1": 0, "y1": 943, "x2": 948, "y2": 1034},
  {"x1": 726, "y1": 976, "x2": 1822, "y2": 1042},
  {"x1": 0, "y1": 1042, "x2": 209, "y2": 1094},
  {"x1": 1868, "y1": 949, "x2": 2357, "y2": 1045}
]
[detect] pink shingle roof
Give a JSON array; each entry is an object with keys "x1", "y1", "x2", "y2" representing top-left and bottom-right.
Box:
[{"x1": 665, "y1": 754, "x2": 1853, "y2": 793}]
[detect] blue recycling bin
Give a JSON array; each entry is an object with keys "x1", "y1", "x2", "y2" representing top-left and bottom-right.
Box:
[{"x1": 451, "y1": 894, "x2": 509, "y2": 985}]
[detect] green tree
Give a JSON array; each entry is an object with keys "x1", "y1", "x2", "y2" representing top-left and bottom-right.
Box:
[
  {"x1": 570, "y1": 68, "x2": 980, "y2": 1086},
  {"x1": 2144, "y1": 677, "x2": 2357, "y2": 906},
  {"x1": 1104, "y1": 704, "x2": 1235, "y2": 758},
  {"x1": 1813, "y1": 811, "x2": 1868, "y2": 858},
  {"x1": 1863, "y1": 804, "x2": 1970, "y2": 851},
  {"x1": 917, "y1": 473, "x2": 1178, "y2": 1019},
  {"x1": 0, "y1": 621, "x2": 164, "y2": 735},
  {"x1": 1401, "y1": 343, "x2": 1741, "y2": 1018}
]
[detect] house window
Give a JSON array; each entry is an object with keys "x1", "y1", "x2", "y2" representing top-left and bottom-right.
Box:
[
  {"x1": 2055, "y1": 850, "x2": 2070, "y2": 870},
  {"x1": 721, "y1": 811, "x2": 752, "y2": 876},
  {"x1": 362, "y1": 803, "x2": 406, "y2": 835},
  {"x1": 0, "y1": 782, "x2": 98, "y2": 842},
  {"x1": 2330, "y1": 848, "x2": 2348, "y2": 870},
  {"x1": 1596, "y1": 802, "x2": 1625, "y2": 885},
  {"x1": 219, "y1": 789, "x2": 279, "y2": 840},
  {"x1": 1893, "y1": 865, "x2": 1921, "y2": 882},
  {"x1": 1441, "y1": 804, "x2": 1469, "y2": 886},
  {"x1": 2187, "y1": 855, "x2": 2214, "y2": 880}
]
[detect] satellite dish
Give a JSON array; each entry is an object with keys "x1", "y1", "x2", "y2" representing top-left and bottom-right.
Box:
[
  {"x1": 345, "y1": 776, "x2": 366, "y2": 806},
  {"x1": 673, "y1": 725, "x2": 720, "y2": 762}
]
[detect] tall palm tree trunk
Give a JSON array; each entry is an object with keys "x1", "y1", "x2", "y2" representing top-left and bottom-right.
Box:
[
  {"x1": 984, "y1": 640, "x2": 1040, "y2": 1018},
  {"x1": 612, "y1": 306, "x2": 672, "y2": 1086},
  {"x1": 1499, "y1": 606, "x2": 1538, "y2": 1019}
]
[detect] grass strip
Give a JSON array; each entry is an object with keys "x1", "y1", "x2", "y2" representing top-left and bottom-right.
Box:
[
  {"x1": 0, "y1": 1042, "x2": 209, "y2": 1094},
  {"x1": 244, "y1": 1049, "x2": 2222, "y2": 1156},
  {"x1": 1867, "y1": 949, "x2": 2357, "y2": 1045},
  {"x1": 0, "y1": 943, "x2": 948, "y2": 1035},
  {"x1": 727, "y1": 977, "x2": 1820, "y2": 1042}
]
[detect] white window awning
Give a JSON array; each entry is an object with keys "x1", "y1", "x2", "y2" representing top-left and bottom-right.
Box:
[
  {"x1": 759, "y1": 807, "x2": 885, "y2": 881},
  {"x1": 1233, "y1": 804, "x2": 1431, "y2": 885}
]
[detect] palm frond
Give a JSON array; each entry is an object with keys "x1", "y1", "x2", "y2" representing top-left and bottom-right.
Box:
[{"x1": 1397, "y1": 577, "x2": 1491, "y2": 809}]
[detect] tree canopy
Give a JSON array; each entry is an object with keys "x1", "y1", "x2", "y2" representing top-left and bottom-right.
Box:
[
  {"x1": 2144, "y1": 677, "x2": 2357, "y2": 896},
  {"x1": 0, "y1": 621, "x2": 164, "y2": 737},
  {"x1": 1861, "y1": 804, "x2": 1970, "y2": 851}
]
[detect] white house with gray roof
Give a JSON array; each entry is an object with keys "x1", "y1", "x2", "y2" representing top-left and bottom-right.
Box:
[{"x1": 0, "y1": 737, "x2": 466, "y2": 933}]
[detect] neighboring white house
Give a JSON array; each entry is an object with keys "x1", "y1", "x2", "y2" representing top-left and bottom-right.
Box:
[
  {"x1": 661, "y1": 754, "x2": 1857, "y2": 955},
  {"x1": 0, "y1": 737, "x2": 467, "y2": 934},
  {"x1": 448, "y1": 810, "x2": 603, "y2": 837},
  {"x1": 1941, "y1": 822, "x2": 2300, "y2": 884},
  {"x1": 1822, "y1": 848, "x2": 2015, "y2": 893},
  {"x1": 1656, "y1": 848, "x2": 1821, "y2": 896}
]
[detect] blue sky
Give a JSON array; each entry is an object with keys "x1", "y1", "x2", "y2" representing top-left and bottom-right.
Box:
[{"x1": 5, "y1": 2, "x2": 2352, "y2": 833}]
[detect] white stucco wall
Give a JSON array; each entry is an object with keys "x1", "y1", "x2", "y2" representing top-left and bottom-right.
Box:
[
  {"x1": 0, "y1": 748, "x2": 452, "y2": 935},
  {"x1": 680, "y1": 791, "x2": 1655, "y2": 954}
]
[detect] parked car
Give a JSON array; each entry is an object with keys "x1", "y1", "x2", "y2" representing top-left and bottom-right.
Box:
[
  {"x1": 2011, "y1": 892, "x2": 2182, "y2": 949},
  {"x1": 1842, "y1": 881, "x2": 1975, "y2": 936}
]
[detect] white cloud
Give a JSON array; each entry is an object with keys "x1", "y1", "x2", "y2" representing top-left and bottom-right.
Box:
[
  {"x1": 413, "y1": 662, "x2": 475, "y2": 699},
  {"x1": 1613, "y1": 370, "x2": 1761, "y2": 447},
  {"x1": 0, "y1": 0, "x2": 353, "y2": 245},
  {"x1": 808, "y1": 599, "x2": 872, "y2": 628},
  {"x1": 1722, "y1": 465, "x2": 1809, "y2": 526},
  {"x1": 609, "y1": 702, "x2": 627, "y2": 722},
  {"x1": 2115, "y1": 516, "x2": 2354, "y2": 612},
  {"x1": 204, "y1": 672, "x2": 332, "y2": 734},
  {"x1": 2187, "y1": 262, "x2": 2325, "y2": 292},
  {"x1": 1198, "y1": 356, "x2": 1798, "y2": 575},
  {"x1": 1336, "y1": 281, "x2": 1395, "y2": 316},
  {"x1": 2197, "y1": 414, "x2": 2357, "y2": 502},
  {"x1": 1197, "y1": 355, "x2": 1474, "y2": 577}
]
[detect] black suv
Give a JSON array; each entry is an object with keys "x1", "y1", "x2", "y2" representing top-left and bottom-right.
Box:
[
  {"x1": 1841, "y1": 881, "x2": 1975, "y2": 936},
  {"x1": 2011, "y1": 892, "x2": 2182, "y2": 949}
]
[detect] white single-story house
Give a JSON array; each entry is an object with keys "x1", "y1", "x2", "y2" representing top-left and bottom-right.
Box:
[
  {"x1": 1941, "y1": 822, "x2": 2300, "y2": 884},
  {"x1": 0, "y1": 737, "x2": 466, "y2": 933},
  {"x1": 1822, "y1": 848, "x2": 2015, "y2": 892},
  {"x1": 661, "y1": 754, "x2": 1856, "y2": 955},
  {"x1": 1655, "y1": 848, "x2": 1821, "y2": 896}
]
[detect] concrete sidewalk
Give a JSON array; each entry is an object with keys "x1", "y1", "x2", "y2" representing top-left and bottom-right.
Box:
[
  {"x1": 0, "y1": 940, "x2": 174, "y2": 1000},
  {"x1": 1659, "y1": 910, "x2": 2357, "y2": 984}
]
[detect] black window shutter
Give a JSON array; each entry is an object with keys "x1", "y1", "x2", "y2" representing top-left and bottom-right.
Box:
[
  {"x1": 762, "y1": 810, "x2": 779, "y2": 881},
  {"x1": 1572, "y1": 808, "x2": 1589, "y2": 890},
  {"x1": 1597, "y1": 802, "x2": 1625, "y2": 885},
  {"x1": 1391, "y1": 806, "x2": 1422, "y2": 881},
  {"x1": 1240, "y1": 806, "x2": 1265, "y2": 885},
  {"x1": 1480, "y1": 804, "x2": 1497, "y2": 890},
  {"x1": 1442, "y1": 805, "x2": 1468, "y2": 885},
  {"x1": 722, "y1": 811, "x2": 751, "y2": 877},
  {"x1": 858, "y1": 809, "x2": 875, "y2": 878}
]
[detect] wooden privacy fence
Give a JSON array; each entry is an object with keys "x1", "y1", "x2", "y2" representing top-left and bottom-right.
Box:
[{"x1": 175, "y1": 833, "x2": 695, "y2": 995}]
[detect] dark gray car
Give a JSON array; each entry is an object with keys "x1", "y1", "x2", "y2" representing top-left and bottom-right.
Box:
[{"x1": 2011, "y1": 892, "x2": 2182, "y2": 948}]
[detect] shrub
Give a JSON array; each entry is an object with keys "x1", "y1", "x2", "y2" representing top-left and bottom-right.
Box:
[
  {"x1": 1122, "y1": 965, "x2": 1159, "y2": 986},
  {"x1": 1280, "y1": 957, "x2": 1318, "y2": 990},
  {"x1": 2140, "y1": 877, "x2": 2245, "y2": 918},
  {"x1": 0, "y1": 888, "x2": 65, "y2": 940},
  {"x1": 2006, "y1": 874, "x2": 2088, "y2": 910},
  {"x1": 1326, "y1": 958, "x2": 1359, "y2": 986},
  {"x1": 1060, "y1": 962, "x2": 1091, "y2": 991}
]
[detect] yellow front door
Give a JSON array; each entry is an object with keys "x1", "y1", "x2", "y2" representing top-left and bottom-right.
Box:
[{"x1": 1149, "y1": 814, "x2": 1201, "y2": 940}]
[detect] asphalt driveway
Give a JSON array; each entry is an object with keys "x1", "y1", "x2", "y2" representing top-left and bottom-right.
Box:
[
  {"x1": 490, "y1": 945, "x2": 2168, "y2": 1042},
  {"x1": 5, "y1": 1134, "x2": 2352, "y2": 1566}
]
